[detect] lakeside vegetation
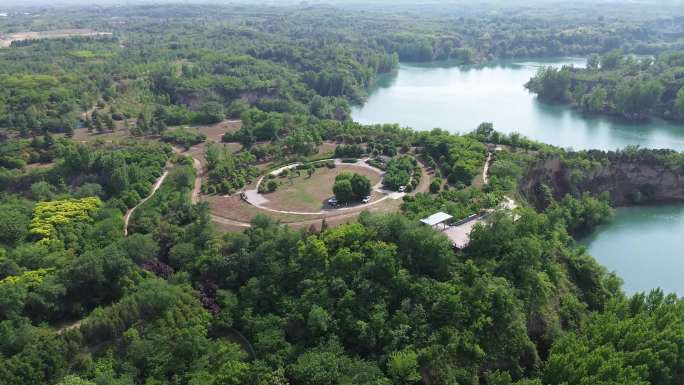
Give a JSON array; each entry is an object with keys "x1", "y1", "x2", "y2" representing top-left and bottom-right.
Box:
[
  {"x1": 2, "y1": 2, "x2": 684, "y2": 385},
  {"x1": 526, "y1": 50, "x2": 684, "y2": 122},
  {"x1": 1, "y1": 117, "x2": 666, "y2": 385}
]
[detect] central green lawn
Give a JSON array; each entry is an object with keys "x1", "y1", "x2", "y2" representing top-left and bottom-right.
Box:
[{"x1": 263, "y1": 165, "x2": 382, "y2": 212}]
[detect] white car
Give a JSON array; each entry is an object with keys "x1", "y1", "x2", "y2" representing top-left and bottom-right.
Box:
[
  {"x1": 398, "y1": 186, "x2": 406, "y2": 192},
  {"x1": 328, "y1": 197, "x2": 338, "y2": 206},
  {"x1": 362, "y1": 196, "x2": 371, "y2": 203}
]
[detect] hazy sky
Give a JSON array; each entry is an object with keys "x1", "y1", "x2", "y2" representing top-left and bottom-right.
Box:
[
  {"x1": 2, "y1": 0, "x2": 683, "y2": 5},
  {"x1": 2, "y1": 0, "x2": 684, "y2": 15}
]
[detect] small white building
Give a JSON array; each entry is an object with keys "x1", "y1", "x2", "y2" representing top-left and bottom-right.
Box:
[
  {"x1": 421, "y1": 211, "x2": 486, "y2": 249},
  {"x1": 420, "y1": 212, "x2": 453, "y2": 230}
]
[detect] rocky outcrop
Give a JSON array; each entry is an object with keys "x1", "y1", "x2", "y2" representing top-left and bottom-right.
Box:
[
  {"x1": 521, "y1": 155, "x2": 684, "y2": 209},
  {"x1": 173, "y1": 89, "x2": 210, "y2": 109}
]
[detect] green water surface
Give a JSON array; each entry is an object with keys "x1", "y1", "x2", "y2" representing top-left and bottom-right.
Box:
[
  {"x1": 582, "y1": 205, "x2": 684, "y2": 294},
  {"x1": 352, "y1": 58, "x2": 684, "y2": 151},
  {"x1": 352, "y1": 59, "x2": 684, "y2": 294}
]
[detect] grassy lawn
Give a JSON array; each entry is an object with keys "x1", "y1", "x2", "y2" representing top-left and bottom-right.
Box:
[{"x1": 262, "y1": 165, "x2": 382, "y2": 212}]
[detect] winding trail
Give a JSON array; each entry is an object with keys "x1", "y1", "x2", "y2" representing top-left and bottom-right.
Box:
[
  {"x1": 56, "y1": 319, "x2": 83, "y2": 334},
  {"x1": 60, "y1": 150, "x2": 200, "y2": 334},
  {"x1": 211, "y1": 157, "x2": 432, "y2": 228},
  {"x1": 191, "y1": 157, "x2": 202, "y2": 204},
  {"x1": 482, "y1": 152, "x2": 492, "y2": 185},
  {"x1": 243, "y1": 158, "x2": 404, "y2": 215},
  {"x1": 210, "y1": 207, "x2": 373, "y2": 229},
  {"x1": 123, "y1": 170, "x2": 169, "y2": 236}
]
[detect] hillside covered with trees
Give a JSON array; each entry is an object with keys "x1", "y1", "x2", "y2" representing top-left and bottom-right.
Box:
[
  {"x1": 3, "y1": 2, "x2": 684, "y2": 385},
  {"x1": 2, "y1": 2, "x2": 684, "y2": 136},
  {"x1": 526, "y1": 50, "x2": 684, "y2": 121}
]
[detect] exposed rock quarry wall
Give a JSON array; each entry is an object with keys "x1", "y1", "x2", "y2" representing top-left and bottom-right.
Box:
[{"x1": 521, "y1": 156, "x2": 684, "y2": 208}]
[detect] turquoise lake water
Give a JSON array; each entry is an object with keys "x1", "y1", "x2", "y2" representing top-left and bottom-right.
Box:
[{"x1": 352, "y1": 59, "x2": 684, "y2": 294}]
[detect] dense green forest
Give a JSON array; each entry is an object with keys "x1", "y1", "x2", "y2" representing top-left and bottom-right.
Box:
[
  {"x1": 1, "y1": 1, "x2": 684, "y2": 135},
  {"x1": 526, "y1": 50, "x2": 684, "y2": 121},
  {"x1": 3, "y1": 2, "x2": 684, "y2": 385}
]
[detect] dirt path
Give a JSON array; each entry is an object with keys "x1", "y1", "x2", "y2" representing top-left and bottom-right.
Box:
[
  {"x1": 56, "y1": 319, "x2": 83, "y2": 334},
  {"x1": 211, "y1": 157, "x2": 431, "y2": 230},
  {"x1": 210, "y1": 214, "x2": 252, "y2": 228},
  {"x1": 414, "y1": 159, "x2": 432, "y2": 193},
  {"x1": 191, "y1": 157, "x2": 202, "y2": 204},
  {"x1": 247, "y1": 194, "x2": 397, "y2": 216},
  {"x1": 482, "y1": 152, "x2": 492, "y2": 185},
  {"x1": 170, "y1": 145, "x2": 203, "y2": 205},
  {"x1": 210, "y1": 206, "x2": 371, "y2": 229},
  {"x1": 243, "y1": 158, "x2": 404, "y2": 215},
  {"x1": 123, "y1": 170, "x2": 169, "y2": 236}
]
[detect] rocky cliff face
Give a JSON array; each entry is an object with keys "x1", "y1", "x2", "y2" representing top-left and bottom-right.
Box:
[{"x1": 521, "y1": 156, "x2": 684, "y2": 208}]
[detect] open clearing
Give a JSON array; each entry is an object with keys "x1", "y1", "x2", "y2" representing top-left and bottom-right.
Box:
[
  {"x1": 61, "y1": 116, "x2": 432, "y2": 232},
  {"x1": 169, "y1": 120, "x2": 242, "y2": 166},
  {"x1": 207, "y1": 156, "x2": 431, "y2": 231},
  {"x1": 261, "y1": 165, "x2": 383, "y2": 212},
  {"x1": 208, "y1": 193, "x2": 402, "y2": 231},
  {"x1": 0, "y1": 29, "x2": 112, "y2": 48},
  {"x1": 189, "y1": 119, "x2": 241, "y2": 142},
  {"x1": 71, "y1": 125, "x2": 137, "y2": 143},
  {"x1": 67, "y1": 119, "x2": 241, "y2": 151}
]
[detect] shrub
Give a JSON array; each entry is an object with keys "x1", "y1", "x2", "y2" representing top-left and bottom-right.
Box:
[
  {"x1": 334, "y1": 144, "x2": 364, "y2": 158},
  {"x1": 351, "y1": 174, "x2": 372, "y2": 198},
  {"x1": 29, "y1": 197, "x2": 102, "y2": 240},
  {"x1": 333, "y1": 179, "x2": 354, "y2": 203},
  {"x1": 121, "y1": 190, "x2": 142, "y2": 208},
  {"x1": 333, "y1": 173, "x2": 371, "y2": 202},
  {"x1": 429, "y1": 179, "x2": 441, "y2": 194},
  {"x1": 383, "y1": 156, "x2": 416, "y2": 191},
  {"x1": 161, "y1": 128, "x2": 206, "y2": 149}
]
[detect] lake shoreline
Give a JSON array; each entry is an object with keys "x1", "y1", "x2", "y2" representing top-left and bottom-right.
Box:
[
  {"x1": 353, "y1": 57, "x2": 684, "y2": 295},
  {"x1": 581, "y1": 204, "x2": 684, "y2": 295},
  {"x1": 352, "y1": 57, "x2": 684, "y2": 151}
]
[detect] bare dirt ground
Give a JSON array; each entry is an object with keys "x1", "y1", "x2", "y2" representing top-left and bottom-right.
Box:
[
  {"x1": 68, "y1": 119, "x2": 241, "y2": 148},
  {"x1": 0, "y1": 29, "x2": 112, "y2": 48},
  {"x1": 56, "y1": 319, "x2": 83, "y2": 335},
  {"x1": 208, "y1": 195, "x2": 319, "y2": 223},
  {"x1": 170, "y1": 120, "x2": 243, "y2": 164},
  {"x1": 191, "y1": 157, "x2": 202, "y2": 204},
  {"x1": 208, "y1": 194, "x2": 401, "y2": 231},
  {"x1": 470, "y1": 152, "x2": 493, "y2": 189},
  {"x1": 415, "y1": 158, "x2": 433, "y2": 193},
  {"x1": 194, "y1": 119, "x2": 241, "y2": 142},
  {"x1": 317, "y1": 141, "x2": 338, "y2": 156},
  {"x1": 57, "y1": 116, "x2": 426, "y2": 232},
  {"x1": 70, "y1": 126, "x2": 139, "y2": 143},
  {"x1": 25, "y1": 162, "x2": 55, "y2": 171}
]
